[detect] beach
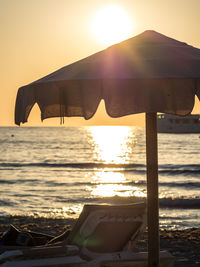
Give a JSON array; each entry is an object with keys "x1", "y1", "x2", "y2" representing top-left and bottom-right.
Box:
[
  {"x1": 0, "y1": 126, "x2": 200, "y2": 266},
  {"x1": 0, "y1": 215, "x2": 200, "y2": 266}
]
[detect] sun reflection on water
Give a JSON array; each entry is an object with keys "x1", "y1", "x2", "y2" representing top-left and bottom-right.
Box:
[
  {"x1": 89, "y1": 171, "x2": 132, "y2": 197},
  {"x1": 86, "y1": 127, "x2": 145, "y2": 198},
  {"x1": 91, "y1": 170, "x2": 127, "y2": 184},
  {"x1": 87, "y1": 170, "x2": 146, "y2": 198},
  {"x1": 88, "y1": 126, "x2": 134, "y2": 164}
]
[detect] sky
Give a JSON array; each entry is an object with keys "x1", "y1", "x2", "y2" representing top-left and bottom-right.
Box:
[{"x1": 1, "y1": 0, "x2": 200, "y2": 126}]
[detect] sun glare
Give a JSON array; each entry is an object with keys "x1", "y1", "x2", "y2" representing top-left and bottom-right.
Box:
[
  {"x1": 88, "y1": 126, "x2": 132, "y2": 164},
  {"x1": 91, "y1": 5, "x2": 133, "y2": 46}
]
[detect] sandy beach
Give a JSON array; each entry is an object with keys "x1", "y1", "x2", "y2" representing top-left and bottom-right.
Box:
[{"x1": 0, "y1": 216, "x2": 199, "y2": 266}]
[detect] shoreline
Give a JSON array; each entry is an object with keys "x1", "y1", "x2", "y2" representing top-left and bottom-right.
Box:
[{"x1": 0, "y1": 215, "x2": 200, "y2": 266}]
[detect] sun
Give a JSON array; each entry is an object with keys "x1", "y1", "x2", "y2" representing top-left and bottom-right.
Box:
[{"x1": 91, "y1": 5, "x2": 133, "y2": 46}]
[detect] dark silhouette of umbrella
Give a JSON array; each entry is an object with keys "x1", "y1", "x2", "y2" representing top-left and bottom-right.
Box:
[{"x1": 15, "y1": 30, "x2": 200, "y2": 266}]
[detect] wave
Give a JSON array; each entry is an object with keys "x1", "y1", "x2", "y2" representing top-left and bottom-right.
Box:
[
  {"x1": 1, "y1": 177, "x2": 199, "y2": 189},
  {"x1": 0, "y1": 199, "x2": 15, "y2": 207},
  {"x1": 159, "y1": 197, "x2": 200, "y2": 209},
  {"x1": 160, "y1": 181, "x2": 200, "y2": 188},
  {"x1": 0, "y1": 193, "x2": 199, "y2": 210},
  {"x1": 89, "y1": 196, "x2": 200, "y2": 209},
  {"x1": 78, "y1": 196, "x2": 200, "y2": 209},
  {"x1": 0, "y1": 178, "x2": 41, "y2": 185},
  {"x1": 126, "y1": 180, "x2": 200, "y2": 188},
  {"x1": 158, "y1": 164, "x2": 200, "y2": 175},
  {"x1": 0, "y1": 162, "x2": 144, "y2": 170},
  {"x1": 1, "y1": 162, "x2": 200, "y2": 172}
]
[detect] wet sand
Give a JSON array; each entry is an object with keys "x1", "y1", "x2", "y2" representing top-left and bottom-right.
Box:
[{"x1": 0, "y1": 216, "x2": 200, "y2": 266}]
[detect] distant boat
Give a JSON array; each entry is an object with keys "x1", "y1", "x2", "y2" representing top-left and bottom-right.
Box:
[{"x1": 157, "y1": 114, "x2": 200, "y2": 133}]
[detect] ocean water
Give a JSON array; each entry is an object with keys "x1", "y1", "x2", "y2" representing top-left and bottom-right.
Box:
[{"x1": 0, "y1": 126, "x2": 199, "y2": 230}]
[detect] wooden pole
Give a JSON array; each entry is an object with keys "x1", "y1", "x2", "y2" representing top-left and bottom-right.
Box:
[{"x1": 146, "y1": 112, "x2": 160, "y2": 267}]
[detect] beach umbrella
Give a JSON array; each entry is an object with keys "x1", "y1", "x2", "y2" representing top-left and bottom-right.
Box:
[{"x1": 15, "y1": 30, "x2": 200, "y2": 266}]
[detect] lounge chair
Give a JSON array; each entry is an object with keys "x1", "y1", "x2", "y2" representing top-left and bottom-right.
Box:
[{"x1": 0, "y1": 203, "x2": 174, "y2": 266}]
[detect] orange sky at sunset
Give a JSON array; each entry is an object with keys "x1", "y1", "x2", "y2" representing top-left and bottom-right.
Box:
[{"x1": 1, "y1": 0, "x2": 200, "y2": 126}]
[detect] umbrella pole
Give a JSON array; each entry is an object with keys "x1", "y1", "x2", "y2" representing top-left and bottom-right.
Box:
[{"x1": 146, "y1": 112, "x2": 160, "y2": 267}]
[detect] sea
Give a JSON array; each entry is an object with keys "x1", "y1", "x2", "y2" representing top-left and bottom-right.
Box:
[{"x1": 0, "y1": 126, "x2": 200, "y2": 230}]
